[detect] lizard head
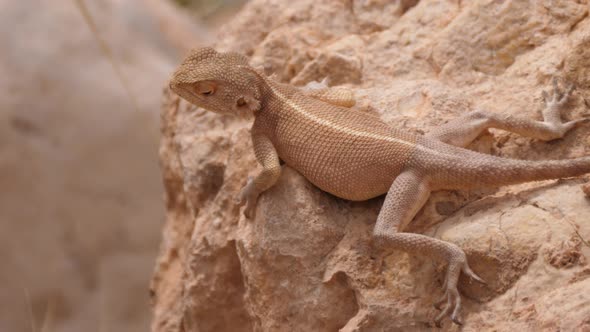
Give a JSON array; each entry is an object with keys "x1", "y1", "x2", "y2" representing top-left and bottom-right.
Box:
[{"x1": 169, "y1": 47, "x2": 262, "y2": 117}]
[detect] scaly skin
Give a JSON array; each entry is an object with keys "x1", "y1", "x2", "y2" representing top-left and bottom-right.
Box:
[{"x1": 169, "y1": 48, "x2": 589, "y2": 326}]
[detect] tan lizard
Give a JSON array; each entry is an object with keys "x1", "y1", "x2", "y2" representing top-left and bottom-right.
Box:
[{"x1": 169, "y1": 47, "x2": 589, "y2": 326}]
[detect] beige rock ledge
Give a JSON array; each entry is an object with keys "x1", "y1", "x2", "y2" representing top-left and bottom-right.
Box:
[{"x1": 151, "y1": 0, "x2": 590, "y2": 331}]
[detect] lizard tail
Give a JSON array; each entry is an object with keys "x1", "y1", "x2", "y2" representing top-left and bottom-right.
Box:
[
  {"x1": 491, "y1": 156, "x2": 590, "y2": 187},
  {"x1": 450, "y1": 153, "x2": 590, "y2": 189},
  {"x1": 414, "y1": 142, "x2": 590, "y2": 190}
]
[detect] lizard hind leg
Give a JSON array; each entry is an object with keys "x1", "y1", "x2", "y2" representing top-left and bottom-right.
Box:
[
  {"x1": 302, "y1": 78, "x2": 356, "y2": 108},
  {"x1": 373, "y1": 169, "x2": 484, "y2": 326},
  {"x1": 427, "y1": 78, "x2": 586, "y2": 147}
]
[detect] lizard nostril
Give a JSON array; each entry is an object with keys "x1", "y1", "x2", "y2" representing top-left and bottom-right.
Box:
[{"x1": 237, "y1": 97, "x2": 246, "y2": 107}]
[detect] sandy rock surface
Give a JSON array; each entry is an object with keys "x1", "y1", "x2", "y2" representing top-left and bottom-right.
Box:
[
  {"x1": 153, "y1": 0, "x2": 590, "y2": 331},
  {"x1": 0, "y1": 0, "x2": 210, "y2": 331}
]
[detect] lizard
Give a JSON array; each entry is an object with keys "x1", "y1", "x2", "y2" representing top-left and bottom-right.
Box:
[{"x1": 169, "y1": 47, "x2": 590, "y2": 326}]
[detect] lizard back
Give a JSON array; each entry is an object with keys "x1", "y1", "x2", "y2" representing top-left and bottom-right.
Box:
[{"x1": 253, "y1": 81, "x2": 418, "y2": 201}]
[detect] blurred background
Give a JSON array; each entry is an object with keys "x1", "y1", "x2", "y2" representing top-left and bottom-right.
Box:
[{"x1": 0, "y1": 0, "x2": 245, "y2": 331}]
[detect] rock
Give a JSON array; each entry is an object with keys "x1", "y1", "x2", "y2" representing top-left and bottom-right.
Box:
[
  {"x1": 153, "y1": 0, "x2": 590, "y2": 331},
  {"x1": 0, "y1": 1, "x2": 210, "y2": 331}
]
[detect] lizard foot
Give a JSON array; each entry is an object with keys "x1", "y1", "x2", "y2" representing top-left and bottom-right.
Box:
[
  {"x1": 433, "y1": 246, "x2": 485, "y2": 327},
  {"x1": 542, "y1": 77, "x2": 575, "y2": 109},
  {"x1": 235, "y1": 176, "x2": 259, "y2": 219},
  {"x1": 541, "y1": 78, "x2": 589, "y2": 135},
  {"x1": 302, "y1": 77, "x2": 329, "y2": 91}
]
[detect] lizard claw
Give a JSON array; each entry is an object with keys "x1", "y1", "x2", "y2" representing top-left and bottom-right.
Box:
[{"x1": 235, "y1": 176, "x2": 259, "y2": 218}]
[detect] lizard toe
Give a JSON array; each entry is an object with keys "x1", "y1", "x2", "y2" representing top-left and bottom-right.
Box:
[
  {"x1": 566, "y1": 117, "x2": 590, "y2": 129},
  {"x1": 462, "y1": 261, "x2": 486, "y2": 284},
  {"x1": 433, "y1": 291, "x2": 448, "y2": 310},
  {"x1": 243, "y1": 197, "x2": 258, "y2": 219},
  {"x1": 236, "y1": 176, "x2": 256, "y2": 206},
  {"x1": 433, "y1": 285, "x2": 462, "y2": 327},
  {"x1": 234, "y1": 193, "x2": 245, "y2": 206},
  {"x1": 434, "y1": 300, "x2": 451, "y2": 327},
  {"x1": 432, "y1": 245, "x2": 481, "y2": 326},
  {"x1": 546, "y1": 77, "x2": 576, "y2": 108}
]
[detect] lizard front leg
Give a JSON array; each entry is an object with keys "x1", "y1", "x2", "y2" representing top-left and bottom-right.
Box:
[
  {"x1": 236, "y1": 133, "x2": 281, "y2": 218},
  {"x1": 373, "y1": 169, "x2": 484, "y2": 326},
  {"x1": 427, "y1": 78, "x2": 586, "y2": 147}
]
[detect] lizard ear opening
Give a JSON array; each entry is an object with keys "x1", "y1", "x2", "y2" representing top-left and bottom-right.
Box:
[{"x1": 235, "y1": 96, "x2": 261, "y2": 113}]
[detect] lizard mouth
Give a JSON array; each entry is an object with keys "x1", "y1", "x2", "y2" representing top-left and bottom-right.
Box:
[
  {"x1": 174, "y1": 85, "x2": 205, "y2": 105},
  {"x1": 172, "y1": 85, "x2": 231, "y2": 115}
]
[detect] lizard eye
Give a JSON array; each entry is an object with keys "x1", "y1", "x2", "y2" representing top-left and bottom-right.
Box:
[
  {"x1": 194, "y1": 82, "x2": 216, "y2": 96},
  {"x1": 236, "y1": 97, "x2": 246, "y2": 107}
]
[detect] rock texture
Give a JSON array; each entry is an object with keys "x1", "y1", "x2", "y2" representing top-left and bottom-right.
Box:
[
  {"x1": 0, "y1": 0, "x2": 210, "y2": 331},
  {"x1": 152, "y1": 0, "x2": 590, "y2": 331}
]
